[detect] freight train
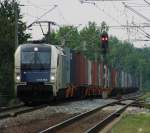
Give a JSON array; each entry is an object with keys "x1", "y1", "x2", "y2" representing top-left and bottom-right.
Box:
[{"x1": 14, "y1": 43, "x2": 139, "y2": 104}]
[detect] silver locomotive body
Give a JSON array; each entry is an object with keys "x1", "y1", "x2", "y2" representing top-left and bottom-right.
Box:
[{"x1": 15, "y1": 43, "x2": 64, "y2": 103}]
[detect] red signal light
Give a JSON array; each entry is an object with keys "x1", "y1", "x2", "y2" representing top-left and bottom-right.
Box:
[
  {"x1": 101, "y1": 37, "x2": 108, "y2": 41},
  {"x1": 100, "y1": 33, "x2": 109, "y2": 54},
  {"x1": 102, "y1": 37, "x2": 105, "y2": 41}
]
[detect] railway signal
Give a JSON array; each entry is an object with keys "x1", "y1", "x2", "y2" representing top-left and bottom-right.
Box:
[{"x1": 100, "y1": 33, "x2": 109, "y2": 54}]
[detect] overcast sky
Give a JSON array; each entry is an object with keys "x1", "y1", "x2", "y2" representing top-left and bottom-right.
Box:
[{"x1": 20, "y1": 0, "x2": 150, "y2": 48}]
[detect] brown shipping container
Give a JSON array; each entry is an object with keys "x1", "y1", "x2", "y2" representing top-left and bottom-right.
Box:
[
  {"x1": 116, "y1": 71, "x2": 120, "y2": 88},
  {"x1": 111, "y1": 68, "x2": 116, "y2": 88},
  {"x1": 92, "y1": 61, "x2": 98, "y2": 85},
  {"x1": 74, "y1": 53, "x2": 88, "y2": 85},
  {"x1": 100, "y1": 63, "x2": 103, "y2": 87},
  {"x1": 97, "y1": 63, "x2": 100, "y2": 86},
  {"x1": 107, "y1": 67, "x2": 111, "y2": 88},
  {"x1": 124, "y1": 72, "x2": 128, "y2": 88}
]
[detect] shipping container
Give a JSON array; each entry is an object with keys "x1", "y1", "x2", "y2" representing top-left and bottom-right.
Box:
[
  {"x1": 107, "y1": 67, "x2": 111, "y2": 88},
  {"x1": 121, "y1": 71, "x2": 125, "y2": 88},
  {"x1": 70, "y1": 50, "x2": 76, "y2": 84},
  {"x1": 124, "y1": 72, "x2": 128, "y2": 88},
  {"x1": 104, "y1": 64, "x2": 108, "y2": 88},
  {"x1": 117, "y1": 70, "x2": 121, "y2": 88},
  {"x1": 115, "y1": 70, "x2": 118, "y2": 88},
  {"x1": 128, "y1": 73, "x2": 132, "y2": 88},
  {"x1": 111, "y1": 68, "x2": 116, "y2": 88},
  {"x1": 62, "y1": 47, "x2": 71, "y2": 87},
  {"x1": 91, "y1": 61, "x2": 98, "y2": 85},
  {"x1": 70, "y1": 52, "x2": 88, "y2": 86},
  {"x1": 99, "y1": 63, "x2": 103, "y2": 87},
  {"x1": 69, "y1": 48, "x2": 138, "y2": 96},
  {"x1": 98, "y1": 63, "x2": 100, "y2": 86},
  {"x1": 88, "y1": 60, "x2": 92, "y2": 85}
]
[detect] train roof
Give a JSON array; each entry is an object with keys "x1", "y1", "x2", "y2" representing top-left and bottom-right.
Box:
[
  {"x1": 21, "y1": 43, "x2": 50, "y2": 48},
  {"x1": 15, "y1": 43, "x2": 65, "y2": 55},
  {"x1": 17, "y1": 43, "x2": 56, "y2": 51}
]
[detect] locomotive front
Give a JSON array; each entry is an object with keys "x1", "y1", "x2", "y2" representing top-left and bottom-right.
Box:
[{"x1": 15, "y1": 43, "x2": 55, "y2": 103}]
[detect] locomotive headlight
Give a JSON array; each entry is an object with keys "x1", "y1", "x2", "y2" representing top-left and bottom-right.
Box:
[
  {"x1": 16, "y1": 75, "x2": 20, "y2": 81},
  {"x1": 51, "y1": 75, "x2": 55, "y2": 81},
  {"x1": 34, "y1": 47, "x2": 38, "y2": 51}
]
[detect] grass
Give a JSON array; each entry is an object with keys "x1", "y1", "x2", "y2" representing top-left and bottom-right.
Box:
[
  {"x1": 111, "y1": 114, "x2": 150, "y2": 133},
  {"x1": 140, "y1": 92, "x2": 150, "y2": 100},
  {"x1": 138, "y1": 91, "x2": 150, "y2": 109}
]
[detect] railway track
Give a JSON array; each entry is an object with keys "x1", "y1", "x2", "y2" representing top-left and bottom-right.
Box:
[
  {"x1": 85, "y1": 101, "x2": 133, "y2": 133},
  {"x1": 0, "y1": 104, "x2": 48, "y2": 119},
  {"x1": 0, "y1": 104, "x2": 25, "y2": 113},
  {"x1": 39, "y1": 99, "x2": 137, "y2": 133}
]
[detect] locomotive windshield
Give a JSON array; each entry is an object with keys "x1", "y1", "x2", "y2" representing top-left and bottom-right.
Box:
[
  {"x1": 36, "y1": 52, "x2": 50, "y2": 64},
  {"x1": 21, "y1": 51, "x2": 51, "y2": 69},
  {"x1": 22, "y1": 52, "x2": 34, "y2": 64}
]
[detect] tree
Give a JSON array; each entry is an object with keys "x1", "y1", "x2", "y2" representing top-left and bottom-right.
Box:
[
  {"x1": 55, "y1": 25, "x2": 80, "y2": 49},
  {"x1": 99, "y1": 21, "x2": 109, "y2": 34},
  {"x1": 80, "y1": 22, "x2": 101, "y2": 60},
  {"x1": 0, "y1": 0, "x2": 30, "y2": 105}
]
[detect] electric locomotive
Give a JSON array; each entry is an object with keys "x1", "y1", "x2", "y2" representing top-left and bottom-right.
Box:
[{"x1": 15, "y1": 43, "x2": 65, "y2": 103}]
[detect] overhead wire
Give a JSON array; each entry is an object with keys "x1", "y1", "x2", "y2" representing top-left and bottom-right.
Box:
[
  {"x1": 27, "y1": 5, "x2": 58, "y2": 28},
  {"x1": 121, "y1": 1, "x2": 150, "y2": 44},
  {"x1": 56, "y1": 7, "x2": 70, "y2": 24},
  {"x1": 123, "y1": 2, "x2": 150, "y2": 23},
  {"x1": 25, "y1": 0, "x2": 55, "y2": 10},
  {"x1": 81, "y1": 1, "x2": 138, "y2": 43},
  {"x1": 93, "y1": 3, "x2": 124, "y2": 26},
  {"x1": 112, "y1": 1, "x2": 123, "y2": 14},
  {"x1": 88, "y1": 1, "x2": 150, "y2": 45},
  {"x1": 24, "y1": 0, "x2": 150, "y2": 45},
  {"x1": 112, "y1": 1, "x2": 132, "y2": 39},
  {"x1": 22, "y1": 0, "x2": 49, "y2": 23}
]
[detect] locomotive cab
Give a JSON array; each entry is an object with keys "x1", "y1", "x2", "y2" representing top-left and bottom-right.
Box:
[{"x1": 15, "y1": 43, "x2": 59, "y2": 103}]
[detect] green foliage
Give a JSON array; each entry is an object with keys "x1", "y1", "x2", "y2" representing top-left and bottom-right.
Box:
[
  {"x1": 80, "y1": 22, "x2": 101, "y2": 60},
  {"x1": 54, "y1": 25, "x2": 81, "y2": 49},
  {"x1": 0, "y1": 0, "x2": 29, "y2": 104},
  {"x1": 100, "y1": 21, "x2": 109, "y2": 33}
]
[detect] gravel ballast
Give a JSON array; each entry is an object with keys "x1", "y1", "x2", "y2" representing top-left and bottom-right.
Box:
[{"x1": 0, "y1": 98, "x2": 116, "y2": 133}]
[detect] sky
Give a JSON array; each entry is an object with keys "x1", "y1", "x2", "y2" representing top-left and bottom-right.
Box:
[{"x1": 19, "y1": 0, "x2": 150, "y2": 48}]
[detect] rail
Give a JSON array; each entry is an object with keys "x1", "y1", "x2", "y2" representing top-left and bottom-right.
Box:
[{"x1": 39, "y1": 98, "x2": 137, "y2": 133}]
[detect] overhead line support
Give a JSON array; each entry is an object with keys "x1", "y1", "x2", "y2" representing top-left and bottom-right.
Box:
[
  {"x1": 144, "y1": 0, "x2": 150, "y2": 6},
  {"x1": 122, "y1": 2, "x2": 150, "y2": 23}
]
